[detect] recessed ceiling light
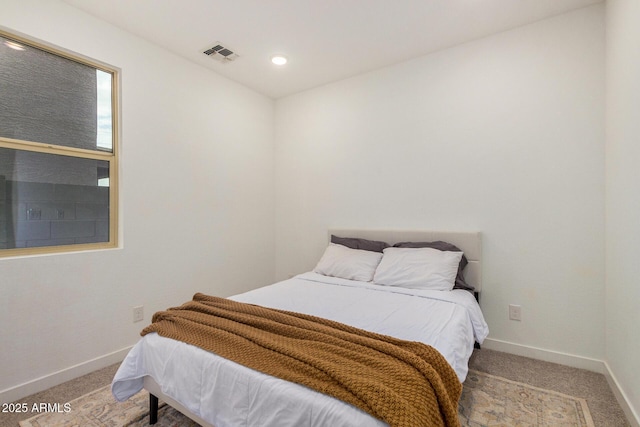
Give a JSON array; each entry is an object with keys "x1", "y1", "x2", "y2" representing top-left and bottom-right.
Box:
[
  {"x1": 4, "y1": 40, "x2": 25, "y2": 51},
  {"x1": 271, "y1": 55, "x2": 288, "y2": 66}
]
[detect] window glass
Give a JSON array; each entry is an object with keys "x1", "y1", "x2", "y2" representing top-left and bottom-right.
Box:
[
  {"x1": 0, "y1": 31, "x2": 118, "y2": 255},
  {"x1": 0, "y1": 35, "x2": 113, "y2": 153},
  {"x1": 96, "y1": 70, "x2": 113, "y2": 151},
  {"x1": 0, "y1": 148, "x2": 110, "y2": 249}
]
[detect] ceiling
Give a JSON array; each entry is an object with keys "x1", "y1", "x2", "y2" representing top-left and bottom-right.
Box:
[{"x1": 62, "y1": 0, "x2": 602, "y2": 99}]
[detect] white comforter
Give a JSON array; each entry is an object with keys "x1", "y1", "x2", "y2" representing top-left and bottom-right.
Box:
[{"x1": 112, "y1": 272, "x2": 488, "y2": 427}]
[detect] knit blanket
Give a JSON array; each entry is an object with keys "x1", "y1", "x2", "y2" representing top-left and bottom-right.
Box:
[{"x1": 142, "y1": 293, "x2": 462, "y2": 427}]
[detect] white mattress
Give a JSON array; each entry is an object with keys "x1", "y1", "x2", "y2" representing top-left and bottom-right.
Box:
[{"x1": 112, "y1": 272, "x2": 488, "y2": 427}]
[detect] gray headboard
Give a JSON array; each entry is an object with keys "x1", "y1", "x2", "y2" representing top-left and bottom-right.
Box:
[{"x1": 328, "y1": 229, "x2": 482, "y2": 292}]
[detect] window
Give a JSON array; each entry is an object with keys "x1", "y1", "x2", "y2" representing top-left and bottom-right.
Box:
[{"x1": 0, "y1": 30, "x2": 118, "y2": 256}]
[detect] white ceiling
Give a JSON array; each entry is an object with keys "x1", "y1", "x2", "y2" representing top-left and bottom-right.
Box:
[{"x1": 62, "y1": 0, "x2": 602, "y2": 99}]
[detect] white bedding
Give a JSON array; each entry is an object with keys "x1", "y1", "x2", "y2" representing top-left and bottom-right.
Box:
[{"x1": 112, "y1": 272, "x2": 488, "y2": 427}]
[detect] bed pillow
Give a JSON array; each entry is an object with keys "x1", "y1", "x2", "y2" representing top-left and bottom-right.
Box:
[
  {"x1": 373, "y1": 247, "x2": 463, "y2": 291},
  {"x1": 393, "y1": 241, "x2": 474, "y2": 291},
  {"x1": 331, "y1": 235, "x2": 389, "y2": 253},
  {"x1": 314, "y1": 243, "x2": 383, "y2": 282}
]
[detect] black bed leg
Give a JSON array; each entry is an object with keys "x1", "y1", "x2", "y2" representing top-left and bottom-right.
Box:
[{"x1": 149, "y1": 393, "x2": 159, "y2": 425}]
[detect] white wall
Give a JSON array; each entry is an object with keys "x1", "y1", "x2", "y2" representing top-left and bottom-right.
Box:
[
  {"x1": 0, "y1": 0, "x2": 275, "y2": 401},
  {"x1": 275, "y1": 5, "x2": 605, "y2": 361},
  {"x1": 606, "y1": 0, "x2": 640, "y2": 422}
]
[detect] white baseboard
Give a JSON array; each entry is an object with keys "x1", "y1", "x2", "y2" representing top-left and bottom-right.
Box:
[
  {"x1": 482, "y1": 338, "x2": 639, "y2": 426},
  {"x1": 482, "y1": 338, "x2": 606, "y2": 373},
  {"x1": 603, "y1": 361, "x2": 640, "y2": 427},
  {"x1": 0, "y1": 346, "x2": 132, "y2": 404}
]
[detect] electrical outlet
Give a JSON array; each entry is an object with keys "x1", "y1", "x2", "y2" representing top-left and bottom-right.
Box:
[
  {"x1": 133, "y1": 306, "x2": 144, "y2": 323},
  {"x1": 509, "y1": 304, "x2": 522, "y2": 321}
]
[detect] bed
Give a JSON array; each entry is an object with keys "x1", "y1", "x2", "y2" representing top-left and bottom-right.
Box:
[{"x1": 112, "y1": 229, "x2": 489, "y2": 427}]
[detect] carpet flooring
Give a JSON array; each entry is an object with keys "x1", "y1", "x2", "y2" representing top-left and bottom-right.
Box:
[
  {"x1": 2, "y1": 349, "x2": 630, "y2": 427},
  {"x1": 17, "y1": 370, "x2": 596, "y2": 427},
  {"x1": 468, "y1": 349, "x2": 629, "y2": 427}
]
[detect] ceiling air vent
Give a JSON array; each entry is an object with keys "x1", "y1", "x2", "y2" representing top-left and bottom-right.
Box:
[{"x1": 202, "y1": 42, "x2": 239, "y2": 63}]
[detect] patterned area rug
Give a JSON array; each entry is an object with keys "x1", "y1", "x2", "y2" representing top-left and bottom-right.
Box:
[
  {"x1": 17, "y1": 387, "x2": 199, "y2": 427},
  {"x1": 460, "y1": 370, "x2": 595, "y2": 426},
  {"x1": 20, "y1": 370, "x2": 595, "y2": 427}
]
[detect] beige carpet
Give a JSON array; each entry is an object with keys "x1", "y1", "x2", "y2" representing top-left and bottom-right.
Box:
[{"x1": 19, "y1": 370, "x2": 595, "y2": 427}]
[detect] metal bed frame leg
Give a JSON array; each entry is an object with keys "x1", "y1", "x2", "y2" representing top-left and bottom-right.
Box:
[
  {"x1": 473, "y1": 291, "x2": 481, "y2": 349},
  {"x1": 150, "y1": 394, "x2": 159, "y2": 424}
]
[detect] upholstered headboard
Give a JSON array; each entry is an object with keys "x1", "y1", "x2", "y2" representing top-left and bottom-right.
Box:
[{"x1": 328, "y1": 229, "x2": 482, "y2": 292}]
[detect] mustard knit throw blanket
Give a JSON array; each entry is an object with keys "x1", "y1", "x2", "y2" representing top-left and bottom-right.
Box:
[{"x1": 142, "y1": 293, "x2": 462, "y2": 427}]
